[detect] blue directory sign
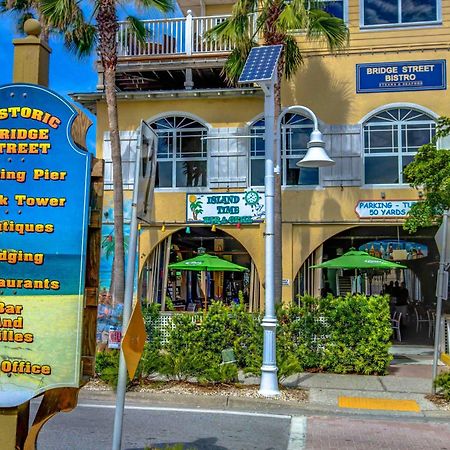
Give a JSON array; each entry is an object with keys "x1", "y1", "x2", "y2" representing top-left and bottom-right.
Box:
[
  {"x1": 0, "y1": 84, "x2": 91, "y2": 407},
  {"x1": 356, "y1": 60, "x2": 446, "y2": 93}
]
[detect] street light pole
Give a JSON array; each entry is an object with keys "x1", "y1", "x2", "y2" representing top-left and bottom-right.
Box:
[
  {"x1": 259, "y1": 103, "x2": 335, "y2": 397},
  {"x1": 259, "y1": 81, "x2": 280, "y2": 396}
]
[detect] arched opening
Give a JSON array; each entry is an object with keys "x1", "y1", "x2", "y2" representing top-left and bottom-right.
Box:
[
  {"x1": 140, "y1": 227, "x2": 261, "y2": 312},
  {"x1": 294, "y1": 225, "x2": 440, "y2": 345}
]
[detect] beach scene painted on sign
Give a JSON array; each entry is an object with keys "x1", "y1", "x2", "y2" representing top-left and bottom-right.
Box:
[
  {"x1": 97, "y1": 192, "x2": 134, "y2": 349},
  {"x1": 359, "y1": 240, "x2": 428, "y2": 261},
  {"x1": 0, "y1": 84, "x2": 91, "y2": 407}
]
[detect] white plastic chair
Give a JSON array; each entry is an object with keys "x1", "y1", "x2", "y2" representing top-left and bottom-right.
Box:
[
  {"x1": 414, "y1": 307, "x2": 429, "y2": 333},
  {"x1": 392, "y1": 312, "x2": 402, "y2": 342}
]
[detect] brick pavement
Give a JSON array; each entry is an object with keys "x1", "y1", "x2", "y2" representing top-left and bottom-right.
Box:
[{"x1": 305, "y1": 416, "x2": 450, "y2": 450}]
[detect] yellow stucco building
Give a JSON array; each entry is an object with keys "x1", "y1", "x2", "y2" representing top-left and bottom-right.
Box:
[{"x1": 74, "y1": 0, "x2": 448, "y2": 312}]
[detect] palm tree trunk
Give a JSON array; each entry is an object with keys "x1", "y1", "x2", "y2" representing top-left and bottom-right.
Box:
[
  {"x1": 98, "y1": 0, "x2": 125, "y2": 303},
  {"x1": 104, "y1": 67, "x2": 125, "y2": 304}
]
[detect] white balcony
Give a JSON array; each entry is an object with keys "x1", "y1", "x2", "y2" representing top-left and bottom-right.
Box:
[{"x1": 117, "y1": 12, "x2": 238, "y2": 58}]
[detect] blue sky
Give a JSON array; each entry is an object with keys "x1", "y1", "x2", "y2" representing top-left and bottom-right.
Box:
[{"x1": 0, "y1": 5, "x2": 182, "y2": 150}]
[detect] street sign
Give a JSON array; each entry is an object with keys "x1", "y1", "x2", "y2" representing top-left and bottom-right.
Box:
[
  {"x1": 121, "y1": 299, "x2": 146, "y2": 379},
  {"x1": 136, "y1": 120, "x2": 157, "y2": 224},
  {"x1": 0, "y1": 84, "x2": 91, "y2": 407},
  {"x1": 435, "y1": 219, "x2": 450, "y2": 264}
]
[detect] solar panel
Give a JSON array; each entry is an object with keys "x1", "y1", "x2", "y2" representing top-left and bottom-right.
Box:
[{"x1": 238, "y1": 45, "x2": 283, "y2": 84}]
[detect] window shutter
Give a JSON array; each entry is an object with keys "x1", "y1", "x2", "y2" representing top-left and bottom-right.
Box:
[
  {"x1": 321, "y1": 124, "x2": 362, "y2": 187},
  {"x1": 103, "y1": 131, "x2": 138, "y2": 189},
  {"x1": 208, "y1": 127, "x2": 248, "y2": 188}
]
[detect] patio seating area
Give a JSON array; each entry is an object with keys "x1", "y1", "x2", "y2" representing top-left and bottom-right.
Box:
[{"x1": 391, "y1": 303, "x2": 450, "y2": 345}]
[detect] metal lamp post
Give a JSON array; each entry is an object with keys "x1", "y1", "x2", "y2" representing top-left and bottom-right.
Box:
[
  {"x1": 259, "y1": 104, "x2": 335, "y2": 396},
  {"x1": 236, "y1": 45, "x2": 335, "y2": 397}
]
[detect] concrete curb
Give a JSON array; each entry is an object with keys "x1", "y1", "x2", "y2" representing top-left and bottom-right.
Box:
[{"x1": 78, "y1": 388, "x2": 450, "y2": 421}]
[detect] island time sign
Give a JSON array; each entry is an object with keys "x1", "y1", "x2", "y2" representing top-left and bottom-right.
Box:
[
  {"x1": 355, "y1": 200, "x2": 417, "y2": 219},
  {"x1": 0, "y1": 84, "x2": 91, "y2": 407},
  {"x1": 356, "y1": 60, "x2": 446, "y2": 93},
  {"x1": 187, "y1": 191, "x2": 265, "y2": 225}
]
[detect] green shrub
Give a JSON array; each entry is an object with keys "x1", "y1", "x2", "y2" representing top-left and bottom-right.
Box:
[
  {"x1": 95, "y1": 350, "x2": 120, "y2": 388},
  {"x1": 140, "y1": 294, "x2": 392, "y2": 381},
  {"x1": 434, "y1": 371, "x2": 450, "y2": 400},
  {"x1": 284, "y1": 294, "x2": 392, "y2": 375}
]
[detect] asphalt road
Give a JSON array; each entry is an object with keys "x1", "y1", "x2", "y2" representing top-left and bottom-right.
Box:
[
  {"x1": 31, "y1": 398, "x2": 450, "y2": 450},
  {"x1": 33, "y1": 401, "x2": 292, "y2": 450}
]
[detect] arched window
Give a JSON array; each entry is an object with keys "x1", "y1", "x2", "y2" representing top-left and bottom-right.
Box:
[
  {"x1": 363, "y1": 107, "x2": 436, "y2": 185},
  {"x1": 250, "y1": 113, "x2": 319, "y2": 186},
  {"x1": 150, "y1": 115, "x2": 208, "y2": 188}
]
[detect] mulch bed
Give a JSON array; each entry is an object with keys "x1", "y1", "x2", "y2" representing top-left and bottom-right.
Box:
[
  {"x1": 425, "y1": 394, "x2": 450, "y2": 410},
  {"x1": 84, "y1": 378, "x2": 308, "y2": 403}
]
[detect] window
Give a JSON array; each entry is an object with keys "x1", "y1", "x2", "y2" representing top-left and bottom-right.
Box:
[
  {"x1": 363, "y1": 107, "x2": 435, "y2": 184},
  {"x1": 150, "y1": 116, "x2": 207, "y2": 188},
  {"x1": 362, "y1": 0, "x2": 439, "y2": 27},
  {"x1": 250, "y1": 113, "x2": 319, "y2": 187},
  {"x1": 321, "y1": 0, "x2": 345, "y2": 20}
]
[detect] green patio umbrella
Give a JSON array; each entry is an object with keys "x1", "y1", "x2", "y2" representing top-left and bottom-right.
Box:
[
  {"x1": 311, "y1": 249, "x2": 407, "y2": 270},
  {"x1": 168, "y1": 254, "x2": 247, "y2": 310},
  {"x1": 311, "y1": 249, "x2": 407, "y2": 295},
  {"x1": 168, "y1": 254, "x2": 247, "y2": 272}
]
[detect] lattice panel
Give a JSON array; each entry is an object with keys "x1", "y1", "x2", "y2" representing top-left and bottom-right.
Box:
[{"x1": 149, "y1": 312, "x2": 203, "y2": 345}]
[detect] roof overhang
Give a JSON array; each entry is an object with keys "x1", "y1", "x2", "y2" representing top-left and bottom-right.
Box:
[{"x1": 69, "y1": 87, "x2": 263, "y2": 115}]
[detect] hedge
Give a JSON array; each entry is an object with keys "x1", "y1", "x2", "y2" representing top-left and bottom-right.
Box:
[{"x1": 96, "y1": 294, "x2": 393, "y2": 386}]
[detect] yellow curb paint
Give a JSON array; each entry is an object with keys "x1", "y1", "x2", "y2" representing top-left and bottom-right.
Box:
[
  {"x1": 441, "y1": 353, "x2": 450, "y2": 367},
  {"x1": 338, "y1": 396, "x2": 420, "y2": 412}
]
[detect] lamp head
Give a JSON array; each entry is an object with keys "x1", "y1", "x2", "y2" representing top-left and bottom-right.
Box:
[{"x1": 296, "y1": 129, "x2": 335, "y2": 168}]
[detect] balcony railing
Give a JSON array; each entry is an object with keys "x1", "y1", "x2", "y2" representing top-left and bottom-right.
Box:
[{"x1": 117, "y1": 11, "x2": 254, "y2": 58}]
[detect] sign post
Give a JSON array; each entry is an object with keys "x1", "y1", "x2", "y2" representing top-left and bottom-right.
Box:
[
  {"x1": 112, "y1": 121, "x2": 157, "y2": 450},
  {"x1": 432, "y1": 210, "x2": 450, "y2": 392}
]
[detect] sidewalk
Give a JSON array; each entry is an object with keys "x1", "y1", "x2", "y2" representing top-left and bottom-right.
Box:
[{"x1": 80, "y1": 346, "x2": 449, "y2": 419}]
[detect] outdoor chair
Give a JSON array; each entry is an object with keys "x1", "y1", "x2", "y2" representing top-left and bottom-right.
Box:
[
  {"x1": 414, "y1": 306, "x2": 430, "y2": 333},
  {"x1": 186, "y1": 303, "x2": 196, "y2": 312},
  {"x1": 391, "y1": 312, "x2": 402, "y2": 342},
  {"x1": 428, "y1": 310, "x2": 436, "y2": 338}
]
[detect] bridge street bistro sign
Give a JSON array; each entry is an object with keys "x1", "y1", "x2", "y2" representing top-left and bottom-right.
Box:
[
  {"x1": 187, "y1": 191, "x2": 265, "y2": 225},
  {"x1": 356, "y1": 60, "x2": 446, "y2": 93},
  {"x1": 355, "y1": 200, "x2": 417, "y2": 219},
  {"x1": 0, "y1": 84, "x2": 91, "y2": 407}
]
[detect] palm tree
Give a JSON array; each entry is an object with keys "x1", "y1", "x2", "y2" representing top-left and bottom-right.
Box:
[
  {"x1": 35, "y1": 0, "x2": 173, "y2": 304},
  {"x1": 1, "y1": 0, "x2": 51, "y2": 41},
  {"x1": 207, "y1": 0, "x2": 348, "y2": 303}
]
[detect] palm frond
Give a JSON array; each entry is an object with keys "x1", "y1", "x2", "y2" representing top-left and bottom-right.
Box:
[
  {"x1": 221, "y1": 41, "x2": 254, "y2": 85},
  {"x1": 231, "y1": 0, "x2": 258, "y2": 16},
  {"x1": 283, "y1": 35, "x2": 303, "y2": 80},
  {"x1": 17, "y1": 11, "x2": 34, "y2": 33},
  {"x1": 205, "y1": 13, "x2": 254, "y2": 47},
  {"x1": 306, "y1": 9, "x2": 349, "y2": 51},
  {"x1": 1, "y1": 0, "x2": 31, "y2": 12},
  {"x1": 277, "y1": 0, "x2": 307, "y2": 31},
  {"x1": 135, "y1": 0, "x2": 174, "y2": 13},
  {"x1": 64, "y1": 22, "x2": 96, "y2": 57},
  {"x1": 126, "y1": 15, "x2": 148, "y2": 44},
  {"x1": 40, "y1": 0, "x2": 81, "y2": 30}
]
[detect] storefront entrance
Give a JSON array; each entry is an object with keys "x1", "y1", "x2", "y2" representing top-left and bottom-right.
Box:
[
  {"x1": 294, "y1": 225, "x2": 444, "y2": 345},
  {"x1": 140, "y1": 227, "x2": 260, "y2": 311}
]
